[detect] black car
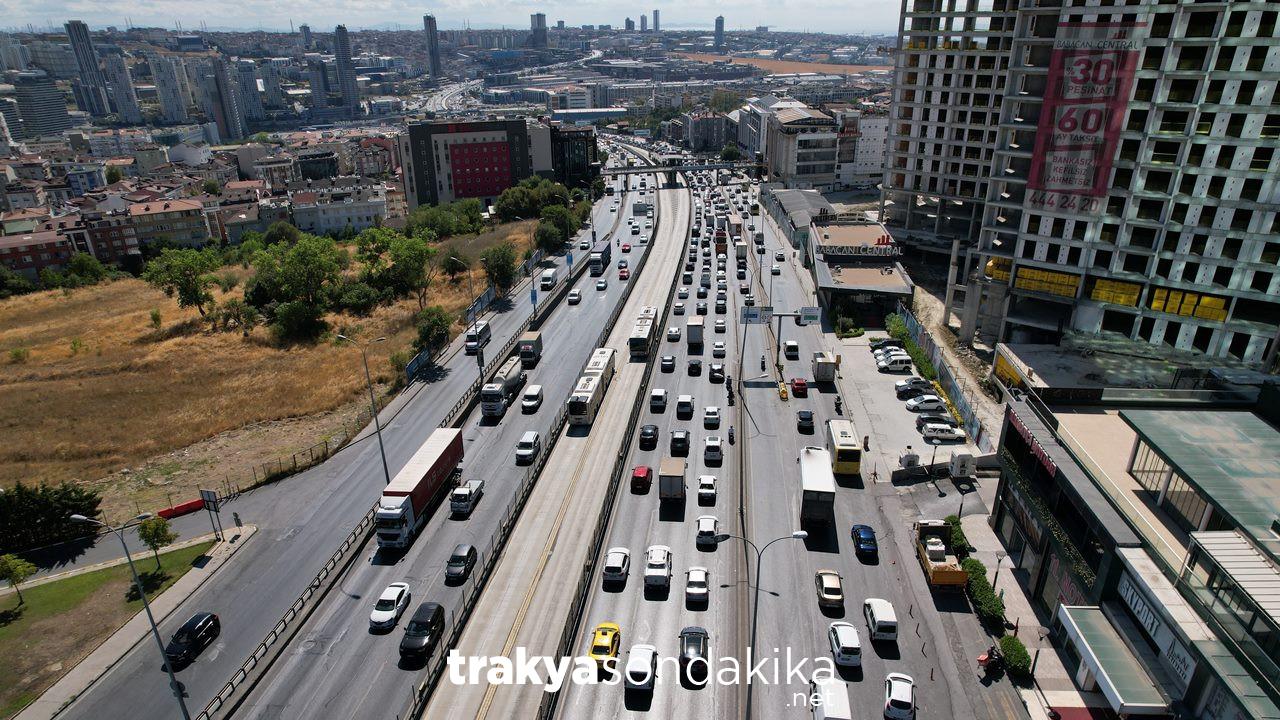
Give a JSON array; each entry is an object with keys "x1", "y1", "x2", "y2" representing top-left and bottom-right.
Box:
[
  {"x1": 715, "y1": 300, "x2": 727, "y2": 314},
  {"x1": 688, "y1": 359, "x2": 703, "y2": 376},
  {"x1": 165, "y1": 612, "x2": 220, "y2": 666},
  {"x1": 671, "y1": 429, "x2": 690, "y2": 455},
  {"x1": 851, "y1": 524, "x2": 879, "y2": 557},
  {"x1": 661, "y1": 355, "x2": 676, "y2": 372},
  {"x1": 916, "y1": 413, "x2": 960, "y2": 431},
  {"x1": 696, "y1": 301, "x2": 708, "y2": 315},
  {"x1": 445, "y1": 543, "x2": 477, "y2": 583},
  {"x1": 897, "y1": 386, "x2": 928, "y2": 400},
  {"x1": 797, "y1": 410, "x2": 815, "y2": 433},
  {"x1": 678, "y1": 626, "x2": 711, "y2": 685},
  {"x1": 708, "y1": 364, "x2": 725, "y2": 383},
  {"x1": 639, "y1": 424, "x2": 659, "y2": 450},
  {"x1": 399, "y1": 602, "x2": 444, "y2": 661},
  {"x1": 685, "y1": 261, "x2": 695, "y2": 272}
]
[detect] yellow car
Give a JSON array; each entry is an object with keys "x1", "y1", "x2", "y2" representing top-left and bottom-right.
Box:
[{"x1": 588, "y1": 622, "x2": 622, "y2": 666}]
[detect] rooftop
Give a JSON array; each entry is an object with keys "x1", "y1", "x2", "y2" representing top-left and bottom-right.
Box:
[
  {"x1": 129, "y1": 199, "x2": 203, "y2": 216},
  {"x1": 822, "y1": 264, "x2": 913, "y2": 295}
]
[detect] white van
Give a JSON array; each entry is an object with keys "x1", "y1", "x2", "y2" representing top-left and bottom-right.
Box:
[
  {"x1": 624, "y1": 644, "x2": 658, "y2": 690},
  {"x1": 515, "y1": 431, "x2": 541, "y2": 465},
  {"x1": 809, "y1": 676, "x2": 853, "y2": 720},
  {"x1": 878, "y1": 356, "x2": 913, "y2": 373},
  {"x1": 863, "y1": 598, "x2": 899, "y2": 641},
  {"x1": 539, "y1": 268, "x2": 557, "y2": 290},
  {"x1": 649, "y1": 388, "x2": 668, "y2": 411},
  {"x1": 464, "y1": 321, "x2": 491, "y2": 354}
]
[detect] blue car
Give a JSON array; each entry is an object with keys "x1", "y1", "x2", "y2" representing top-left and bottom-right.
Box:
[{"x1": 851, "y1": 524, "x2": 878, "y2": 557}]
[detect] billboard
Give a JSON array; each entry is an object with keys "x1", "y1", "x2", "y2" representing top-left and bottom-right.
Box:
[{"x1": 1026, "y1": 22, "x2": 1143, "y2": 215}]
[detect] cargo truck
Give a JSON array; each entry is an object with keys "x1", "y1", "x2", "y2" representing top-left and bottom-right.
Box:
[
  {"x1": 449, "y1": 479, "x2": 484, "y2": 517},
  {"x1": 915, "y1": 520, "x2": 968, "y2": 590},
  {"x1": 517, "y1": 331, "x2": 543, "y2": 368},
  {"x1": 686, "y1": 316, "x2": 704, "y2": 348},
  {"x1": 735, "y1": 242, "x2": 747, "y2": 260},
  {"x1": 799, "y1": 446, "x2": 836, "y2": 525},
  {"x1": 812, "y1": 351, "x2": 839, "y2": 383},
  {"x1": 658, "y1": 457, "x2": 687, "y2": 504},
  {"x1": 376, "y1": 429, "x2": 464, "y2": 549},
  {"x1": 480, "y1": 356, "x2": 527, "y2": 418},
  {"x1": 588, "y1": 240, "x2": 611, "y2": 276}
]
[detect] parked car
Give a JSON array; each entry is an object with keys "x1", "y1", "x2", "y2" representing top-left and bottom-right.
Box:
[
  {"x1": 165, "y1": 612, "x2": 220, "y2": 665},
  {"x1": 869, "y1": 338, "x2": 904, "y2": 351},
  {"x1": 922, "y1": 423, "x2": 967, "y2": 442},
  {"x1": 896, "y1": 386, "x2": 928, "y2": 400},
  {"x1": 895, "y1": 377, "x2": 932, "y2": 393},
  {"x1": 916, "y1": 413, "x2": 959, "y2": 431},
  {"x1": 906, "y1": 395, "x2": 947, "y2": 412},
  {"x1": 369, "y1": 582, "x2": 412, "y2": 630}
]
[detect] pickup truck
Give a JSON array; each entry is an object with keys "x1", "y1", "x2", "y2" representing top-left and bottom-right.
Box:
[{"x1": 449, "y1": 480, "x2": 484, "y2": 517}]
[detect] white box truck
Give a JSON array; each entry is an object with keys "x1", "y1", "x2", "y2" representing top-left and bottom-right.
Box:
[
  {"x1": 658, "y1": 457, "x2": 686, "y2": 504},
  {"x1": 539, "y1": 268, "x2": 557, "y2": 290}
]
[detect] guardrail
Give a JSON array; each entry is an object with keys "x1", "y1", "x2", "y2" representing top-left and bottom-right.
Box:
[{"x1": 196, "y1": 506, "x2": 376, "y2": 720}]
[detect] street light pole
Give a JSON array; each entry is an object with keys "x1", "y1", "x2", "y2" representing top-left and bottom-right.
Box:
[
  {"x1": 72, "y1": 514, "x2": 191, "y2": 720},
  {"x1": 337, "y1": 335, "x2": 392, "y2": 486}
]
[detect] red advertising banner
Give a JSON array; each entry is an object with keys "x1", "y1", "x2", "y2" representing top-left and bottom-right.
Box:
[{"x1": 1027, "y1": 22, "x2": 1143, "y2": 215}]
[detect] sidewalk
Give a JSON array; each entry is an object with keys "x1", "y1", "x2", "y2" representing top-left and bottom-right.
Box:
[
  {"x1": 2, "y1": 530, "x2": 224, "y2": 597},
  {"x1": 17, "y1": 524, "x2": 258, "y2": 720}
]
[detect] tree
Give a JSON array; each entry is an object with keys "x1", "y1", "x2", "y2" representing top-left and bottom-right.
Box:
[
  {"x1": 480, "y1": 242, "x2": 518, "y2": 291},
  {"x1": 590, "y1": 178, "x2": 606, "y2": 200},
  {"x1": 534, "y1": 221, "x2": 562, "y2": 254},
  {"x1": 415, "y1": 305, "x2": 454, "y2": 352},
  {"x1": 142, "y1": 248, "x2": 222, "y2": 316},
  {"x1": 388, "y1": 234, "x2": 438, "y2": 309},
  {"x1": 136, "y1": 517, "x2": 178, "y2": 570},
  {"x1": 105, "y1": 166, "x2": 123, "y2": 184},
  {"x1": 720, "y1": 143, "x2": 742, "y2": 161},
  {"x1": 539, "y1": 204, "x2": 574, "y2": 242},
  {"x1": 201, "y1": 179, "x2": 221, "y2": 194},
  {"x1": 0, "y1": 265, "x2": 36, "y2": 298},
  {"x1": 708, "y1": 89, "x2": 743, "y2": 114},
  {"x1": 440, "y1": 247, "x2": 470, "y2": 280},
  {"x1": 217, "y1": 298, "x2": 260, "y2": 335},
  {"x1": 262, "y1": 221, "x2": 303, "y2": 247},
  {"x1": 67, "y1": 252, "x2": 108, "y2": 284},
  {"x1": 0, "y1": 482, "x2": 101, "y2": 555},
  {"x1": 0, "y1": 554, "x2": 36, "y2": 604}
]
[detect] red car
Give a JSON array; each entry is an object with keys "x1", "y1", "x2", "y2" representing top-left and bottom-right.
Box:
[
  {"x1": 630, "y1": 465, "x2": 652, "y2": 492},
  {"x1": 790, "y1": 378, "x2": 808, "y2": 397},
  {"x1": 619, "y1": 267, "x2": 631, "y2": 280},
  {"x1": 621, "y1": 243, "x2": 632, "y2": 253}
]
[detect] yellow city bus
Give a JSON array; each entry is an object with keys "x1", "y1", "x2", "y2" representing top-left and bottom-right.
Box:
[{"x1": 826, "y1": 419, "x2": 862, "y2": 475}]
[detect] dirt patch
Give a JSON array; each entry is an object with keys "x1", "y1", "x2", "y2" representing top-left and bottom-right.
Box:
[{"x1": 676, "y1": 53, "x2": 887, "y2": 76}]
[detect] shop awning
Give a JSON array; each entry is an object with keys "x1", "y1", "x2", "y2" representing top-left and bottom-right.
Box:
[{"x1": 1058, "y1": 606, "x2": 1168, "y2": 715}]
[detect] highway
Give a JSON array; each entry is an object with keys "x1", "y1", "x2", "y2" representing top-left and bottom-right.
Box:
[{"x1": 56, "y1": 147, "x2": 639, "y2": 720}]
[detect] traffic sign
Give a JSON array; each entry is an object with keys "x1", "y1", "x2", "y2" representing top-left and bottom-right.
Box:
[
  {"x1": 530, "y1": 287, "x2": 537, "y2": 306},
  {"x1": 740, "y1": 306, "x2": 774, "y2": 324},
  {"x1": 200, "y1": 488, "x2": 220, "y2": 512},
  {"x1": 798, "y1": 306, "x2": 821, "y2": 326}
]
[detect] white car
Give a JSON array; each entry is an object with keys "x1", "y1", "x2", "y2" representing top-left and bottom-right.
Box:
[
  {"x1": 685, "y1": 566, "x2": 710, "y2": 604},
  {"x1": 695, "y1": 515, "x2": 719, "y2": 545},
  {"x1": 704, "y1": 436, "x2": 723, "y2": 462},
  {"x1": 703, "y1": 406, "x2": 721, "y2": 428},
  {"x1": 678, "y1": 287, "x2": 689, "y2": 299},
  {"x1": 922, "y1": 423, "x2": 966, "y2": 442},
  {"x1": 712, "y1": 341, "x2": 726, "y2": 358},
  {"x1": 644, "y1": 545, "x2": 673, "y2": 588},
  {"x1": 369, "y1": 582, "x2": 411, "y2": 629},
  {"x1": 596, "y1": 279, "x2": 608, "y2": 291},
  {"x1": 624, "y1": 644, "x2": 659, "y2": 690},
  {"x1": 579, "y1": 239, "x2": 591, "y2": 250},
  {"x1": 714, "y1": 319, "x2": 727, "y2": 333},
  {"x1": 771, "y1": 264, "x2": 781, "y2": 275},
  {"x1": 697, "y1": 475, "x2": 717, "y2": 504},
  {"x1": 521, "y1": 385, "x2": 544, "y2": 412},
  {"x1": 827, "y1": 621, "x2": 862, "y2": 667},
  {"x1": 906, "y1": 395, "x2": 947, "y2": 412},
  {"x1": 674, "y1": 302, "x2": 686, "y2": 315},
  {"x1": 667, "y1": 326, "x2": 681, "y2": 341},
  {"x1": 567, "y1": 289, "x2": 581, "y2": 305},
  {"x1": 602, "y1": 547, "x2": 631, "y2": 583},
  {"x1": 874, "y1": 347, "x2": 911, "y2": 362},
  {"x1": 884, "y1": 673, "x2": 917, "y2": 719}
]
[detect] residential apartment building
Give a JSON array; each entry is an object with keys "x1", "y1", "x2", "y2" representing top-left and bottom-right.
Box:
[
  {"x1": 764, "y1": 106, "x2": 839, "y2": 191},
  {"x1": 151, "y1": 56, "x2": 190, "y2": 123},
  {"x1": 65, "y1": 20, "x2": 110, "y2": 117},
  {"x1": 681, "y1": 111, "x2": 730, "y2": 152},
  {"x1": 831, "y1": 108, "x2": 889, "y2": 189},
  {"x1": 288, "y1": 178, "x2": 386, "y2": 235},
  {"x1": 12, "y1": 71, "x2": 74, "y2": 139},
  {"x1": 128, "y1": 198, "x2": 210, "y2": 246},
  {"x1": 104, "y1": 55, "x2": 143, "y2": 125}
]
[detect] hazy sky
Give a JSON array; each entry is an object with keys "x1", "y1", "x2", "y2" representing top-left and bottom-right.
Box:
[{"x1": 8, "y1": 0, "x2": 900, "y2": 36}]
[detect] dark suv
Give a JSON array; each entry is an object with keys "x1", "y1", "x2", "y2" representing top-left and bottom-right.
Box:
[
  {"x1": 399, "y1": 602, "x2": 444, "y2": 662},
  {"x1": 165, "y1": 612, "x2": 220, "y2": 666}
]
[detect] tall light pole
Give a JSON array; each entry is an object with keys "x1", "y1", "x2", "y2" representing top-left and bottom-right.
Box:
[
  {"x1": 715, "y1": 529, "x2": 807, "y2": 720},
  {"x1": 337, "y1": 335, "x2": 392, "y2": 486},
  {"x1": 71, "y1": 514, "x2": 191, "y2": 720}
]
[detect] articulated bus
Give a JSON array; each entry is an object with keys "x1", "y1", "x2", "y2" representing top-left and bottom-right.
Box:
[
  {"x1": 583, "y1": 347, "x2": 617, "y2": 384},
  {"x1": 825, "y1": 419, "x2": 862, "y2": 475},
  {"x1": 568, "y1": 347, "x2": 618, "y2": 425}
]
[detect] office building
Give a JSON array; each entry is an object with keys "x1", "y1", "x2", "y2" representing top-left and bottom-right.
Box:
[
  {"x1": 764, "y1": 105, "x2": 838, "y2": 190},
  {"x1": 236, "y1": 60, "x2": 265, "y2": 121},
  {"x1": 830, "y1": 108, "x2": 888, "y2": 190},
  {"x1": 27, "y1": 41, "x2": 77, "y2": 79},
  {"x1": 151, "y1": 56, "x2": 189, "y2": 123},
  {"x1": 103, "y1": 55, "x2": 144, "y2": 124},
  {"x1": 400, "y1": 118, "x2": 553, "y2": 209},
  {"x1": 65, "y1": 20, "x2": 110, "y2": 116},
  {"x1": 333, "y1": 25, "x2": 360, "y2": 115},
  {"x1": 714, "y1": 16, "x2": 725, "y2": 50},
  {"x1": 653, "y1": 10, "x2": 660, "y2": 33},
  {"x1": 0, "y1": 34, "x2": 30, "y2": 71},
  {"x1": 299, "y1": 24, "x2": 313, "y2": 49},
  {"x1": 549, "y1": 123, "x2": 599, "y2": 189},
  {"x1": 423, "y1": 15, "x2": 444, "y2": 81},
  {"x1": 12, "y1": 71, "x2": 74, "y2": 139},
  {"x1": 640, "y1": 14, "x2": 648, "y2": 32},
  {"x1": 530, "y1": 13, "x2": 548, "y2": 48}
]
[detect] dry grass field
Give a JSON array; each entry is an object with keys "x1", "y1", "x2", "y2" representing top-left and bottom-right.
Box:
[
  {"x1": 676, "y1": 53, "x2": 886, "y2": 76},
  {"x1": 0, "y1": 221, "x2": 534, "y2": 520}
]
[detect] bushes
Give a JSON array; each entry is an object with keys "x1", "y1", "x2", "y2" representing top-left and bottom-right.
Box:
[
  {"x1": 945, "y1": 514, "x2": 969, "y2": 557},
  {"x1": 885, "y1": 312, "x2": 937, "y2": 381},
  {"x1": 1000, "y1": 635, "x2": 1032, "y2": 679},
  {"x1": 0, "y1": 481, "x2": 101, "y2": 554},
  {"x1": 962, "y1": 557, "x2": 1006, "y2": 624}
]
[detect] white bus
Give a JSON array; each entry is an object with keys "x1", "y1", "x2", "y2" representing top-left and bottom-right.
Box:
[
  {"x1": 799, "y1": 446, "x2": 837, "y2": 526},
  {"x1": 628, "y1": 318, "x2": 658, "y2": 359},
  {"x1": 567, "y1": 375, "x2": 607, "y2": 425},
  {"x1": 583, "y1": 347, "x2": 617, "y2": 384}
]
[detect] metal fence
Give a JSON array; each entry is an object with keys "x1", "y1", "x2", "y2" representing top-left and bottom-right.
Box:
[{"x1": 896, "y1": 302, "x2": 995, "y2": 452}]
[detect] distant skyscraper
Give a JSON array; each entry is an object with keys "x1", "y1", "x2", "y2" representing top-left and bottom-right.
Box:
[
  {"x1": 0, "y1": 34, "x2": 30, "y2": 71},
  {"x1": 299, "y1": 24, "x2": 313, "y2": 49},
  {"x1": 653, "y1": 10, "x2": 659, "y2": 33},
  {"x1": 103, "y1": 55, "x2": 144, "y2": 124},
  {"x1": 625, "y1": 17, "x2": 635, "y2": 32},
  {"x1": 423, "y1": 15, "x2": 443, "y2": 81},
  {"x1": 640, "y1": 14, "x2": 647, "y2": 32},
  {"x1": 206, "y1": 58, "x2": 247, "y2": 140},
  {"x1": 714, "y1": 16, "x2": 725, "y2": 49},
  {"x1": 259, "y1": 62, "x2": 285, "y2": 109},
  {"x1": 151, "y1": 55, "x2": 189, "y2": 123},
  {"x1": 333, "y1": 25, "x2": 360, "y2": 115},
  {"x1": 236, "y1": 60, "x2": 265, "y2": 121},
  {"x1": 530, "y1": 13, "x2": 548, "y2": 48},
  {"x1": 308, "y1": 60, "x2": 331, "y2": 108},
  {"x1": 13, "y1": 71, "x2": 73, "y2": 138},
  {"x1": 64, "y1": 20, "x2": 110, "y2": 116}
]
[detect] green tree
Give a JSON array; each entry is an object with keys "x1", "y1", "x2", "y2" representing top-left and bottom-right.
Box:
[
  {"x1": 590, "y1": 178, "x2": 606, "y2": 199},
  {"x1": 415, "y1": 305, "x2": 454, "y2": 353},
  {"x1": 136, "y1": 517, "x2": 178, "y2": 570},
  {"x1": 201, "y1": 179, "x2": 221, "y2": 194},
  {"x1": 142, "y1": 247, "x2": 222, "y2": 316},
  {"x1": 255, "y1": 234, "x2": 342, "y2": 308},
  {"x1": 271, "y1": 300, "x2": 326, "y2": 342},
  {"x1": 67, "y1": 253, "x2": 108, "y2": 284},
  {"x1": 217, "y1": 298, "x2": 260, "y2": 335},
  {"x1": 262, "y1": 221, "x2": 303, "y2": 247},
  {"x1": 0, "y1": 482, "x2": 101, "y2": 555},
  {"x1": 720, "y1": 143, "x2": 742, "y2": 161},
  {"x1": 0, "y1": 553, "x2": 36, "y2": 604},
  {"x1": 388, "y1": 234, "x2": 438, "y2": 309},
  {"x1": 440, "y1": 247, "x2": 470, "y2": 280},
  {"x1": 480, "y1": 242, "x2": 518, "y2": 291},
  {"x1": 534, "y1": 221, "x2": 562, "y2": 254},
  {"x1": 0, "y1": 265, "x2": 36, "y2": 298},
  {"x1": 105, "y1": 166, "x2": 123, "y2": 184},
  {"x1": 539, "y1": 204, "x2": 574, "y2": 242},
  {"x1": 708, "y1": 89, "x2": 743, "y2": 113}
]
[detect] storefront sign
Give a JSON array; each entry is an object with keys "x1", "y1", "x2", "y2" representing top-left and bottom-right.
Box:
[
  {"x1": 1007, "y1": 488, "x2": 1046, "y2": 548},
  {"x1": 819, "y1": 243, "x2": 901, "y2": 258},
  {"x1": 1118, "y1": 574, "x2": 1196, "y2": 689},
  {"x1": 1008, "y1": 407, "x2": 1059, "y2": 477}
]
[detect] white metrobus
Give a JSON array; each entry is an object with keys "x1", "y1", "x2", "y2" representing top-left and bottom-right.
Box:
[
  {"x1": 627, "y1": 307, "x2": 660, "y2": 358},
  {"x1": 568, "y1": 348, "x2": 617, "y2": 425}
]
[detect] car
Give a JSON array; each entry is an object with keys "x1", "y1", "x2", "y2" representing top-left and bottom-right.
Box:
[
  {"x1": 873, "y1": 347, "x2": 911, "y2": 361},
  {"x1": 445, "y1": 543, "x2": 477, "y2": 582},
  {"x1": 716, "y1": 289, "x2": 728, "y2": 301},
  {"x1": 579, "y1": 239, "x2": 592, "y2": 250},
  {"x1": 715, "y1": 319, "x2": 727, "y2": 333},
  {"x1": 884, "y1": 673, "x2": 917, "y2": 719},
  {"x1": 815, "y1": 569, "x2": 844, "y2": 609},
  {"x1": 896, "y1": 386, "x2": 928, "y2": 400},
  {"x1": 895, "y1": 377, "x2": 932, "y2": 393},
  {"x1": 744, "y1": 294, "x2": 756, "y2": 306},
  {"x1": 678, "y1": 287, "x2": 689, "y2": 299},
  {"x1": 696, "y1": 301, "x2": 708, "y2": 315},
  {"x1": 630, "y1": 464, "x2": 653, "y2": 493},
  {"x1": 164, "y1": 612, "x2": 220, "y2": 665},
  {"x1": 906, "y1": 395, "x2": 947, "y2": 412},
  {"x1": 788, "y1": 378, "x2": 807, "y2": 396},
  {"x1": 739, "y1": 282, "x2": 750, "y2": 294},
  {"x1": 704, "y1": 436, "x2": 723, "y2": 462},
  {"x1": 678, "y1": 626, "x2": 711, "y2": 684},
  {"x1": 667, "y1": 326, "x2": 681, "y2": 341},
  {"x1": 621, "y1": 243, "x2": 631, "y2": 253},
  {"x1": 369, "y1": 582, "x2": 412, "y2": 630},
  {"x1": 639, "y1": 424, "x2": 659, "y2": 450},
  {"x1": 775, "y1": 250, "x2": 785, "y2": 261},
  {"x1": 650, "y1": 388, "x2": 668, "y2": 411},
  {"x1": 771, "y1": 264, "x2": 781, "y2": 275},
  {"x1": 916, "y1": 413, "x2": 960, "y2": 430},
  {"x1": 851, "y1": 524, "x2": 879, "y2": 557},
  {"x1": 717, "y1": 279, "x2": 728, "y2": 291},
  {"x1": 709, "y1": 364, "x2": 725, "y2": 383},
  {"x1": 589, "y1": 622, "x2": 622, "y2": 667},
  {"x1": 715, "y1": 299, "x2": 727, "y2": 314},
  {"x1": 521, "y1": 385, "x2": 544, "y2": 413},
  {"x1": 617, "y1": 258, "x2": 629, "y2": 269},
  {"x1": 661, "y1": 355, "x2": 676, "y2": 372},
  {"x1": 644, "y1": 545, "x2": 673, "y2": 588},
  {"x1": 737, "y1": 267, "x2": 747, "y2": 279},
  {"x1": 688, "y1": 359, "x2": 703, "y2": 376},
  {"x1": 596, "y1": 279, "x2": 608, "y2": 291},
  {"x1": 671, "y1": 429, "x2": 690, "y2": 455},
  {"x1": 598, "y1": 547, "x2": 636, "y2": 595},
  {"x1": 697, "y1": 475, "x2": 716, "y2": 504},
  {"x1": 515, "y1": 431, "x2": 541, "y2": 464},
  {"x1": 703, "y1": 406, "x2": 721, "y2": 428},
  {"x1": 567, "y1": 289, "x2": 582, "y2": 305},
  {"x1": 398, "y1": 602, "x2": 444, "y2": 660},
  {"x1": 827, "y1": 621, "x2": 863, "y2": 667},
  {"x1": 869, "y1": 338, "x2": 905, "y2": 351},
  {"x1": 624, "y1": 644, "x2": 659, "y2": 690},
  {"x1": 712, "y1": 341, "x2": 726, "y2": 358},
  {"x1": 923, "y1": 423, "x2": 967, "y2": 442},
  {"x1": 685, "y1": 566, "x2": 710, "y2": 604},
  {"x1": 797, "y1": 410, "x2": 815, "y2": 432},
  {"x1": 677, "y1": 394, "x2": 695, "y2": 417},
  {"x1": 674, "y1": 302, "x2": 686, "y2": 315},
  {"x1": 695, "y1": 515, "x2": 719, "y2": 545},
  {"x1": 619, "y1": 267, "x2": 630, "y2": 280}
]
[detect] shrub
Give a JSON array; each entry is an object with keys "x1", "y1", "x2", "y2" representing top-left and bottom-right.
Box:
[
  {"x1": 9, "y1": 347, "x2": 30, "y2": 363},
  {"x1": 333, "y1": 280, "x2": 381, "y2": 316},
  {"x1": 884, "y1": 313, "x2": 938, "y2": 381},
  {"x1": 961, "y1": 557, "x2": 986, "y2": 576},
  {"x1": 945, "y1": 514, "x2": 969, "y2": 557},
  {"x1": 961, "y1": 557, "x2": 1005, "y2": 622},
  {"x1": 271, "y1": 300, "x2": 327, "y2": 342},
  {"x1": 150, "y1": 308, "x2": 163, "y2": 329},
  {"x1": 999, "y1": 635, "x2": 1032, "y2": 679}
]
